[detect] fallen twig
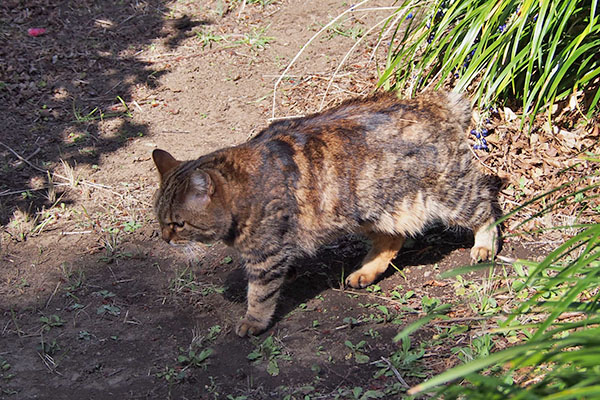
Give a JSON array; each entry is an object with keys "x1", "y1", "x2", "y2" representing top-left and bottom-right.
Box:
[{"x1": 380, "y1": 356, "x2": 410, "y2": 388}]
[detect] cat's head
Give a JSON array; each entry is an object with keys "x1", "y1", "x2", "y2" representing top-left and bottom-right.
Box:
[{"x1": 152, "y1": 149, "x2": 231, "y2": 245}]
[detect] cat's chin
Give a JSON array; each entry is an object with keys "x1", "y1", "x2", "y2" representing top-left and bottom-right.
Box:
[{"x1": 168, "y1": 240, "x2": 191, "y2": 247}]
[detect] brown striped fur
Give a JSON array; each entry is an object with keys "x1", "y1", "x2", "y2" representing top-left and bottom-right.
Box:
[{"x1": 152, "y1": 91, "x2": 501, "y2": 337}]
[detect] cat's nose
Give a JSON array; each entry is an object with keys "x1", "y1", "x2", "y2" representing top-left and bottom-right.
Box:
[{"x1": 161, "y1": 227, "x2": 173, "y2": 243}]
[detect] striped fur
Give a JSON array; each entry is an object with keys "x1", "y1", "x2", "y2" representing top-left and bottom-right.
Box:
[{"x1": 152, "y1": 91, "x2": 501, "y2": 337}]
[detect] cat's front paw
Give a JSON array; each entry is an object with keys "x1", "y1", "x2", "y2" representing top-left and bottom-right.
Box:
[
  {"x1": 470, "y1": 246, "x2": 493, "y2": 262},
  {"x1": 345, "y1": 270, "x2": 376, "y2": 289},
  {"x1": 235, "y1": 317, "x2": 268, "y2": 337}
]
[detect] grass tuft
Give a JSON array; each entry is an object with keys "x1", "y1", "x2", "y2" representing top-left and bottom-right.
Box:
[{"x1": 379, "y1": 0, "x2": 600, "y2": 126}]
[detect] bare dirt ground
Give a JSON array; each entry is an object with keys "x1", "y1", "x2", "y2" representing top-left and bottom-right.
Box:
[{"x1": 0, "y1": 1, "x2": 587, "y2": 399}]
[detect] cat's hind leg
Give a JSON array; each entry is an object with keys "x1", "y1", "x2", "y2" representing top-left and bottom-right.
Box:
[
  {"x1": 346, "y1": 233, "x2": 405, "y2": 289},
  {"x1": 470, "y1": 216, "x2": 499, "y2": 261},
  {"x1": 448, "y1": 174, "x2": 501, "y2": 261}
]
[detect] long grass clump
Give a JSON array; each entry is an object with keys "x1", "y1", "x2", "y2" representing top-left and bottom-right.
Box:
[
  {"x1": 379, "y1": 0, "x2": 600, "y2": 125},
  {"x1": 404, "y1": 156, "x2": 600, "y2": 398}
]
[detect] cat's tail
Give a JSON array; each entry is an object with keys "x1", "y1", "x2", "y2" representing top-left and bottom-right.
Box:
[{"x1": 446, "y1": 91, "x2": 472, "y2": 130}]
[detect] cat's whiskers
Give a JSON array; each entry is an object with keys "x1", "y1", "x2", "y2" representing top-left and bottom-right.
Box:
[{"x1": 180, "y1": 242, "x2": 206, "y2": 264}]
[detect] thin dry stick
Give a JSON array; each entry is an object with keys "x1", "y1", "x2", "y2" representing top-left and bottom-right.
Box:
[
  {"x1": 331, "y1": 287, "x2": 420, "y2": 312},
  {"x1": 318, "y1": 12, "x2": 393, "y2": 111},
  {"x1": 0, "y1": 183, "x2": 70, "y2": 198},
  {"x1": 237, "y1": 0, "x2": 247, "y2": 18},
  {"x1": 367, "y1": 10, "x2": 403, "y2": 64},
  {"x1": 45, "y1": 281, "x2": 61, "y2": 309},
  {"x1": 468, "y1": 144, "x2": 497, "y2": 174},
  {"x1": 380, "y1": 356, "x2": 410, "y2": 387},
  {"x1": 271, "y1": 0, "x2": 373, "y2": 119}
]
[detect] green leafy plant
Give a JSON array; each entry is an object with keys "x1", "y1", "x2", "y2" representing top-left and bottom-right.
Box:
[
  {"x1": 247, "y1": 335, "x2": 290, "y2": 376},
  {"x1": 344, "y1": 340, "x2": 370, "y2": 364},
  {"x1": 177, "y1": 346, "x2": 213, "y2": 369},
  {"x1": 39, "y1": 315, "x2": 64, "y2": 332},
  {"x1": 375, "y1": 336, "x2": 426, "y2": 379},
  {"x1": 235, "y1": 26, "x2": 275, "y2": 51},
  {"x1": 96, "y1": 304, "x2": 121, "y2": 316},
  {"x1": 0, "y1": 358, "x2": 14, "y2": 381},
  {"x1": 451, "y1": 334, "x2": 496, "y2": 363},
  {"x1": 156, "y1": 366, "x2": 186, "y2": 383}
]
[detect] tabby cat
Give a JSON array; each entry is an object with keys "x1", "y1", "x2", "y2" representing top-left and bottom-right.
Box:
[{"x1": 152, "y1": 91, "x2": 500, "y2": 337}]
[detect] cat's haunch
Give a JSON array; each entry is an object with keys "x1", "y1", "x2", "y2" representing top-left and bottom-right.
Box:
[{"x1": 152, "y1": 91, "x2": 501, "y2": 337}]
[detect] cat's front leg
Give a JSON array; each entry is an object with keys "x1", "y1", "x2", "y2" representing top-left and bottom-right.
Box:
[{"x1": 236, "y1": 258, "x2": 288, "y2": 337}]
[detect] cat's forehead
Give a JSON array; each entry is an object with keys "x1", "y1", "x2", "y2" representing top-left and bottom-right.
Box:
[{"x1": 155, "y1": 176, "x2": 186, "y2": 221}]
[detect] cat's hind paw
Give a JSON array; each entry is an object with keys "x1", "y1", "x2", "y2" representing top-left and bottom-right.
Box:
[
  {"x1": 470, "y1": 246, "x2": 493, "y2": 262},
  {"x1": 235, "y1": 317, "x2": 268, "y2": 337}
]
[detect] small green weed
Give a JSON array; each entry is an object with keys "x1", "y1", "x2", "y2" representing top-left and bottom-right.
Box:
[
  {"x1": 169, "y1": 267, "x2": 225, "y2": 296},
  {"x1": 390, "y1": 288, "x2": 414, "y2": 303},
  {"x1": 177, "y1": 345, "x2": 213, "y2": 369},
  {"x1": 325, "y1": 20, "x2": 364, "y2": 40},
  {"x1": 340, "y1": 386, "x2": 386, "y2": 400},
  {"x1": 366, "y1": 284, "x2": 382, "y2": 293},
  {"x1": 61, "y1": 264, "x2": 85, "y2": 293},
  {"x1": 94, "y1": 289, "x2": 116, "y2": 299},
  {"x1": 156, "y1": 365, "x2": 186, "y2": 384},
  {"x1": 72, "y1": 96, "x2": 131, "y2": 123},
  {"x1": 78, "y1": 331, "x2": 92, "y2": 341},
  {"x1": 40, "y1": 315, "x2": 64, "y2": 332},
  {"x1": 344, "y1": 340, "x2": 370, "y2": 364},
  {"x1": 244, "y1": 0, "x2": 274, "y2": 6},
  {"x1": 452, "y1": 334, "x2": 496, "y2": 363},
  {"x1": 196, "y1": 31, "x2": 227, "y2": 48},
  {"x1": 420, "y1": 295, "x2": 450, "y2": 314},
  {"x1": 0, "y1": 358, "x2": 14, "y2": 381},
  {"x1": 375, "y1": 336, "x2": 426, "y2": 379},
  {"x1": 247, "y1": 335, "x2": 290, "y2": 376},
  {"x1": 96, "y1": 304, "x2": 121, "y2": 316},
  {"x1": 38, "y1": 339, "x2": 61, "y2": 356},
  {"x1": 122, "y1": 220, "x2": 142, "y2": 233},
  {"x1": 235, "y1": 26, "x2": 274, "y2": 51}
]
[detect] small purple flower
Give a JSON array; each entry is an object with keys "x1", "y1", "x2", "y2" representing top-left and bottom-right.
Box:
[
  {"x1": 406, "y1": 12, "x2": 413, "y2": 20},
  {"x1": 426, "y1": 21, "x2": 431, "y2": 28},
  {"x1": 427, "y1": 34, "x2": 434, "y2": 44},
  {"x1": 482, "y1": 138, "x2": 488, "y2": 145},
  {"x1": 498, "y1": 24, "x2": 507, "y2": 33},
  {"x1": 473, "y1": 144, "x2": 482, "y2": 150},
  {"x1": 350, "y1": 4, "x2": 355, "y2": 11},
  {"x1": 481, "y1": 128, "x2": 489, "y2": 137},
  {"x1": 475, "y1": 131, "x2": 481, "y2": 139},
  {"x1": 533, "y1": 14, "x2": 538, "y2": 22},
  {"x1": 470, "y1": 129, "x2": 477, "y2": 135},
  {"x1": 454, "y1": 72, "x2": 459, "y2": 79}
]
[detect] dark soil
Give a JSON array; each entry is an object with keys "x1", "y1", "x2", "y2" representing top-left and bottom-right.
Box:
[{"x1": 1, "y1": 1, "x2": 551, "y2": 399}]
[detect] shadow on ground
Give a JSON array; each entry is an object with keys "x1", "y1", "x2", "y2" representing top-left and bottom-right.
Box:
[{"x1": 0, "y1": 0, "x2": 211, "y2": 224}]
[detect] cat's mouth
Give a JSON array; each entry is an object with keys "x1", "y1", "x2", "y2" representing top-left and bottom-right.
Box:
[{"x1": 167, "y1": 240, "x2": 191, "y2": 247}]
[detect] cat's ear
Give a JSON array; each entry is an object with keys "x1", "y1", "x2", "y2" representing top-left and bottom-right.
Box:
[
  {"x1": 152, "y1": 149, "x2": 181, "y2": 180},
  {"x1": 185, "y1": 170, "x2": 214, "y2": 207}
]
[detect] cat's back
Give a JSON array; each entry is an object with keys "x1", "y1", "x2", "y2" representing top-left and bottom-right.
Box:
[{"x1": 250, "y1": 91, "x2": 470, "y2": 152}]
